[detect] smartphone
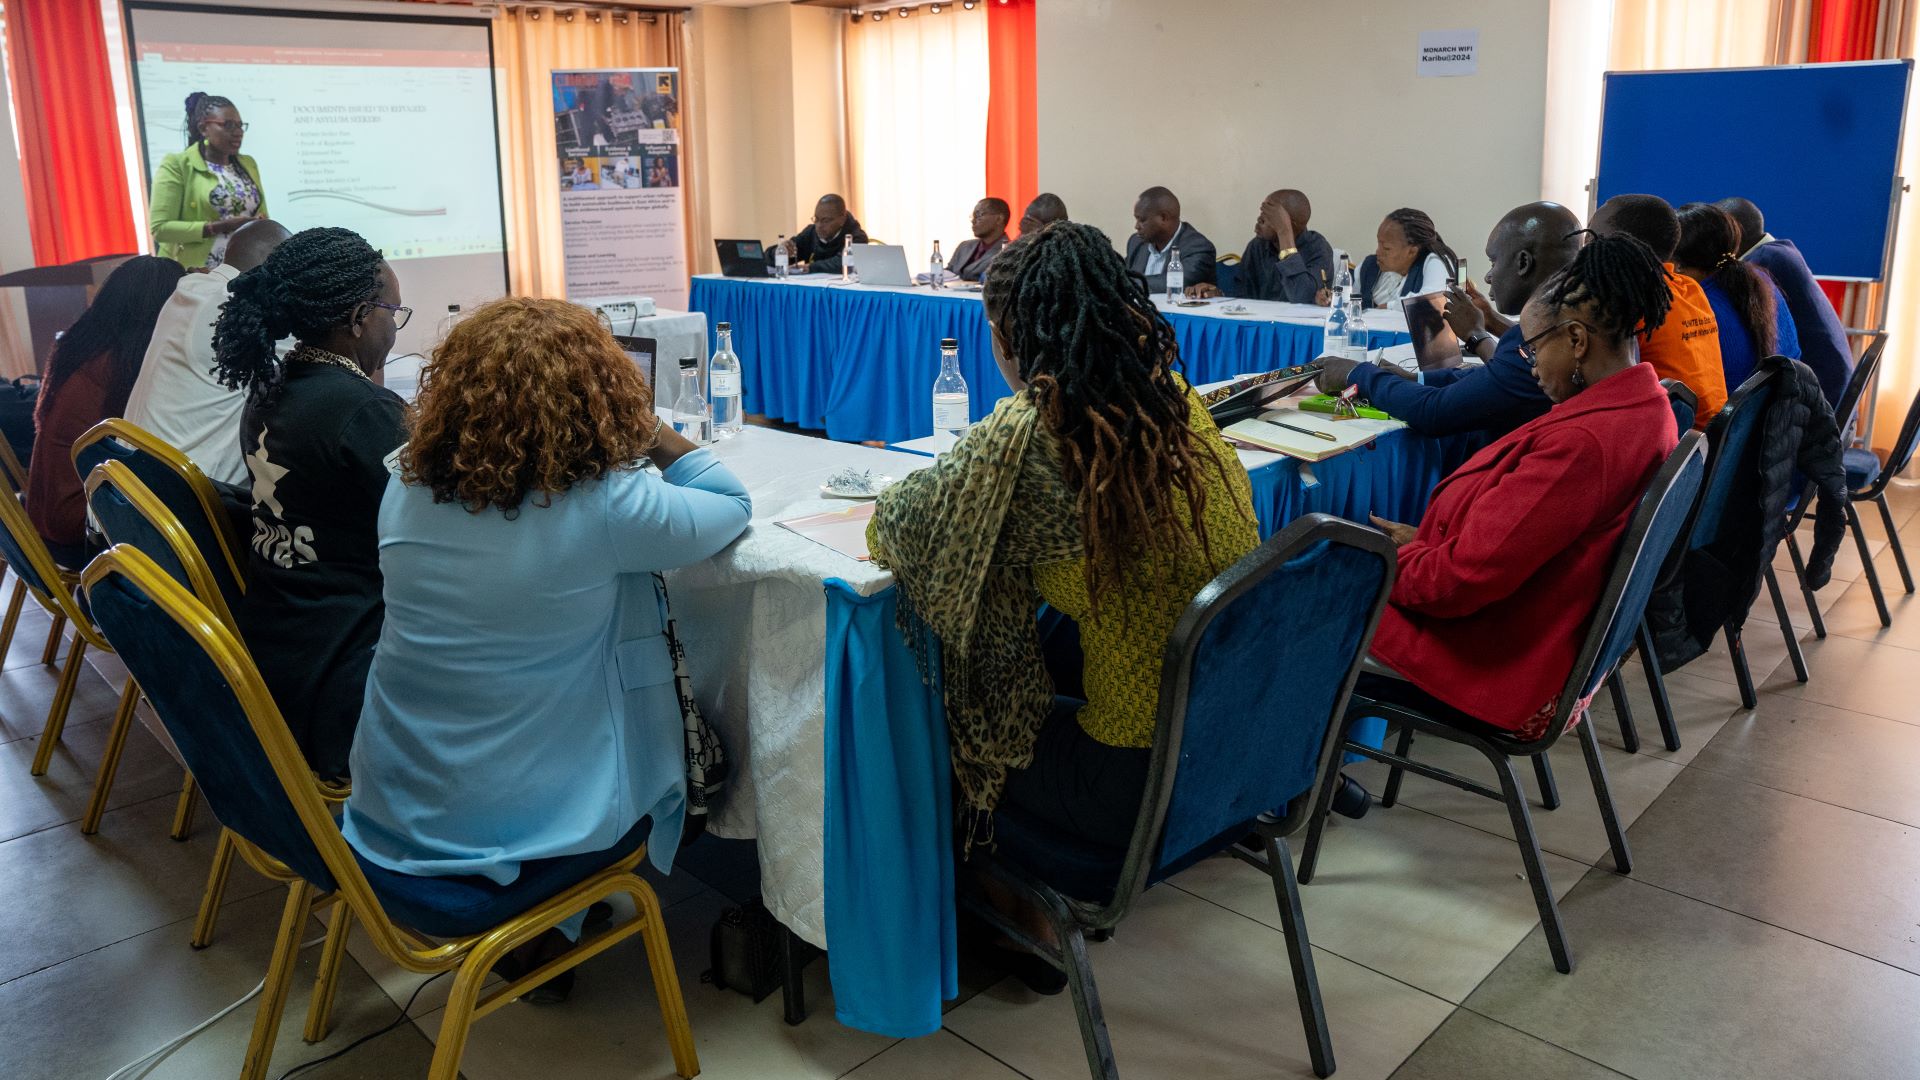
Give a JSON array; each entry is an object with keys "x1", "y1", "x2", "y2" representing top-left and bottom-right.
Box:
[{"x1": 1455, "y1": 258, "x2": 1469, "y2": 288}]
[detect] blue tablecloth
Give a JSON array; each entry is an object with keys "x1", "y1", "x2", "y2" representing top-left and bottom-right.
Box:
[
  {"x1": 820, "y1": 424, "x2": 1478, "y2": 1038},
  {"x1": 690, "y1": 276, "x2": 1410, "y2": 445}
]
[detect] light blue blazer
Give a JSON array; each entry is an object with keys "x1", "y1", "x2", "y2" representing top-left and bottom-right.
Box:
[{"x1": 341, "y1": 449, "x2": 751, "y2": 884}]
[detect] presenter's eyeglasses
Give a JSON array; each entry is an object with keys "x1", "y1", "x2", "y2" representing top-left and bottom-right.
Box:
[
  {"x1": 1516, "y1": 320, "x2": 1590, "y2": 366},
  {"x1": 365, "y1": 301, "x2": 412, "y2": 330},
  {"x1": 207, "y1": 121, "x2": 250, "y2": 134}
]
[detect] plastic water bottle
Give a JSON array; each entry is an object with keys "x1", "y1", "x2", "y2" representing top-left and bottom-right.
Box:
[
  {"x1": 1323, "y1": 284, "x2": 1351, "y2": 358},
  {"x1": 672, "y1": 357, "x2": 710, "y2": 445},
  {"x1": 1345, "y1": 294, "x2": 1369, "y2": 362},
  {"x1": 929, "y1": 240, "x2": 944, "y2": 288},
  {"x1": 710, "y1": 322, "x2": 742, "y2": 438},
  {"x1": 843, "y1": 234, "x2": 857, "y2": 284},
  {"x1": 1164, "y1": 244, "x2": 1185, "y2": 300},
  {"x1": 774, "y1": 235, "x2": 789, "y2": 279},
  {"x1": 438, "y1": 304, "x2": 462, "y2": 340},
  {"x1": 931, "y1": 337, "x2": 969, "y2": 451}
]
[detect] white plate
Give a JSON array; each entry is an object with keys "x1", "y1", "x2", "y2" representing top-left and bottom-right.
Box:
[{"x1": 821, "y1": 475, "x2": 894, "y2": 500}]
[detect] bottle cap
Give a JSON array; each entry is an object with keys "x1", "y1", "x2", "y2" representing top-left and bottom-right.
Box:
[
  {"x1": 447, "y1": 304, "x2": 460, "y2": 312},
  {"x1": 717, "y1": 321, "x2": 730, "y2": 332},
  {"x1": 680, "y1": 356, "x2": 698, "y2": 369},
  {"x1": 940, "y1": 337, "x2": 958, "y2": 349}
]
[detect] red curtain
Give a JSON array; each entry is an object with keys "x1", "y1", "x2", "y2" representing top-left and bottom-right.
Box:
[
  {"x1": 1808, "y1": 0, "x2": 1884, "y2": 311},
  {"x1": 984, "y1": 0, "x2": 1037, "y2": 234},
  {"x1": 4, "y1": 0, "x2": 139, "y2": 266}
]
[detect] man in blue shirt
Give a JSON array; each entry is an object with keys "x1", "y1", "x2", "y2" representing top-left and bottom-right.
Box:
[
  {"x1": 1717, "y1": 196, "x2": 1854, "y2": 408},
  {"x1": 1314, "y1": 201, "x2": 1582, "y2": 437}
]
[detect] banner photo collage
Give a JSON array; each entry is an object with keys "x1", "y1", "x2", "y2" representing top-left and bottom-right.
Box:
[{"x1": 553, "y1": 68, "x2": 689, "y2": 308}]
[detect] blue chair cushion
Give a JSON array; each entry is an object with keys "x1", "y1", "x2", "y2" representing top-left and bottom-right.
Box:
[
  {"x1": 354, "y1": 816, "x2": 653, "y2": 938},
  {"x1": 1844, "y1": 446, "x2": 1883, "y2": 492}
]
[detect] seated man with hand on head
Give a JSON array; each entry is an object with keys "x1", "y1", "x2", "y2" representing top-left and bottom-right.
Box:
[
  {"x1": 1717, "y1": 196, "x2": 1854, "y2": 408},
  {"x1": 124, "y1": 218, "x2": 292, "y2": 487},
  {"x1": 1018, "y1": 192, "x2": 1069, "y2": 236},
  {"x1": 1591, "y1": 194, "x2": 1724, "y2": 428},
  {"x1": 772, "y1": 194, "x2": 869, "y2": 276},
  {"x1": 1124, "y1": 186, "x2": 1216, "y2": 294},
  {"x1": 1315, "y1": 202, "x2": 1580, "y2": 438},
  {"x1": 948, "y1": 198, "x2": 1011, "y2": 281},
  {"x1": 1190, "y1": 189, "x2": 1335, "y2": 304}
]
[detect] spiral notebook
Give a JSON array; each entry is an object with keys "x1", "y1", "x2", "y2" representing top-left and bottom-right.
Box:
[{"x1": 1222, "y1": 408, "x2": 1403, "y2": 462}]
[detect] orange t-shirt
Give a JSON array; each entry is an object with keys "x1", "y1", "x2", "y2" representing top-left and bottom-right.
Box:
[{"x1": 1640, "y1": 267, "x2": 1726, "y2": 429}]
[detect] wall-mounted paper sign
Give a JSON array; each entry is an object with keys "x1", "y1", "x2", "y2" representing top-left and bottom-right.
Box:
[{"x1": 1418, "y1": 29, "x2": 1479, "y2": 78}]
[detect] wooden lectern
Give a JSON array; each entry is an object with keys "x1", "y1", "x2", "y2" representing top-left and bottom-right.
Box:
[{"x1": 0, "y1": 254, "x2": 136, "y2": 373}]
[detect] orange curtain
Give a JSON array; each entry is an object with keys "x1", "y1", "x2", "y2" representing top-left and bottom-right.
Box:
[
  {"x1": 3, "y1": 0, "x2": 138, "y2": 265},
  {"x1": 1810, "y1": 0, "x2": 1882, "y2": 58},
  {"x1": 984, "y1": 0, "x2": 1037, "y2": 234},
  {"x1": 491, "y1": 6, "x2": 691, "y2": 298}
]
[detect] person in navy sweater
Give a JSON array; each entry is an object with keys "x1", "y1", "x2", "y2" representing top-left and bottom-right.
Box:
[
  {"x1": 1717, "y1": 197, "x2": 1853, "y2": 407},
  {"x1": 1315, "y1": 201, "x2": 1580, "y2": 438}
]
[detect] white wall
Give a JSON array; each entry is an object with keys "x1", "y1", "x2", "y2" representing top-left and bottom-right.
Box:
[{"x1": 1035, "y1": 0, "x2": 1553, "y2": 272}]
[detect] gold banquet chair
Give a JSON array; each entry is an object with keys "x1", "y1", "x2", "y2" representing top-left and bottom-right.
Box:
[
  {"x1": 82, "y1": 546, "x2": 702, "y2": 1080},
  {"x1": 0, "y1": 437, "x2": 68, "y2": 670},
  {"x1": 83, "y1": 460, "x2": 344, "y2": 945},
  {"x1": 72, "y1": 418, "x2": 248, "y2": 607}
]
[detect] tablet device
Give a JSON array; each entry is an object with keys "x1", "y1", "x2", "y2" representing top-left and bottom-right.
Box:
[
  {"x1": 1400, "y1": 291, "x2": 1463, "y2": 371},
  {"x1": 1203, "y1": 361, "x2": 1324, "y2": 425}
]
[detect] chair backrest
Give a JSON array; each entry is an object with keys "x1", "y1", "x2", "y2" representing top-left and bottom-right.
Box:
[
  {"x1": 1687, "y1": 364, "x2": 1779, "y2": 550},
  {"x1": 0, "y1": 439, "x2": 28, "y2": 496},
  {"x1": 84, "y1": 547, "x2": 339, "y2": 892},
  {"x1": 84, "y1": 460, "x2": 240, "y2": 633},
  {"x1": 1108, "y1": 514, "x2": 1397, "y2": 915},
  {"x1": 0, "y1": 475, "x2": 110, "y2": 648},
  {"x1": 1860, "y1": 382, "x2": 1920, "y2": 499},
  {"x1": 1835, "y1": 333, "x2": 1887, "y2": 444},
  {"x1": 1569, "y1": 433, "x2": 1708, "y2": 712},
  {"x1": 72, "y1": 420, "x2": 245, "y2": 609},
  {"x1": 1660, "y1": 378, "x2": 1697, "y2": 438}
]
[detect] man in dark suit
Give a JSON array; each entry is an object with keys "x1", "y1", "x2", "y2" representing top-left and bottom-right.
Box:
[
  {"x1": 772, "y1": 194, "x2": 869, "y2": 275},
  {"x1": 1193, "y1": 188, "x2": 1335, "y2": 304},
  {"x1": 1718, "y1": 196, "x2": 1855, "y2": 408},
  {"x1": 1123, "y1": 186, "x2": 1215, "y2": 294},
  {"x1": 948, "y1": 198, "x2": 1010, "y2": 281},
  {"x1": 1018, "y1": 192, "x2": 1068, "y2": 236}
]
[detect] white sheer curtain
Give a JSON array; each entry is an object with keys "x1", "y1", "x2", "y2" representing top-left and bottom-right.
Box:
[{"x1": 844, "y1": 7, "x2": 989, "y2": 268}]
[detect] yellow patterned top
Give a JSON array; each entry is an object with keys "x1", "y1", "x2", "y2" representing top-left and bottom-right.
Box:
[{"x1": 1032, "y1": 388, "x2": 1259, "y2": 748}]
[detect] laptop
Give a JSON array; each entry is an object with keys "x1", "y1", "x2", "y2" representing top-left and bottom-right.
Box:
[
  {"x1": 850, "y1": 243, "x2": 912, "y2": 287},
  {"x1": 613, "y1": 334, "x2": 658, "y2": 392},
  {"x1": 1400, "y1": 290, "x2": 1464, "y2": 372},
  {"x1": 715, "y1": 239, "x2": 770, "y2": 278}
]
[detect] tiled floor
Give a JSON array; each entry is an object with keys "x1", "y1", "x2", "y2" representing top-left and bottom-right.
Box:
[{"x1": 4, "y1": 486, "x2": 1920, "y2": 1080}]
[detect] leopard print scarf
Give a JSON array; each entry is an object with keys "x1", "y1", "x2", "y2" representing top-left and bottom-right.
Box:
[{"x1": 869, "y1": 392, "x2": 1081, "y2": 834}]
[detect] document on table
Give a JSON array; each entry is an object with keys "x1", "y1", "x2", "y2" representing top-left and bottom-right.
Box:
[
  {"x1": 1222, "y1": 408, "x2": 1404, "y2": 462},
  {"x1": 777, "y1": 503, "x2": 878, "y2": 561}
]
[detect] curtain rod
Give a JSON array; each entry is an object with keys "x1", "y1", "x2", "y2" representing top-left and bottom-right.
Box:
[{"x1": 481, "y1": 2, "x2": 687, "y2": 16}]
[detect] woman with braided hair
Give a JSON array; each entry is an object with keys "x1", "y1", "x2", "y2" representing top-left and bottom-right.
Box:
[
  {"x1": 212, "y1": 226, "x2": 408, "y2": 780},
  {"x1": 1361, "y1": 207, "x2": 1460, "y2": 308},
  {"x1": 150, "y1": 91, "x2": 268, "y2": 268},
  {"x1": 868, "y1": 220, "x2": 1259, "y2": 988},
  {"x1": 1352, "y1": 232, "x2": 1681, "y2": 744},
  {"x1": 1674, "y1": 202, "x2": 1800, "y2": 390}
]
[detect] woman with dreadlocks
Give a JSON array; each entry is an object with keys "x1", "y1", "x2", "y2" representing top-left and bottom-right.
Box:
[
  {"x1": 212, "y1": 226, "x2": 408, "y2": 780},
  {"x1": 868, "y1": 221, "x2": 1259, "y2": 987},
  {"x1": 1361, "y1": 207, "x2": 1459, "y2": 308},
  {"x1": 1353, "y1": 232, "x2": 1680, "y2": 743}
]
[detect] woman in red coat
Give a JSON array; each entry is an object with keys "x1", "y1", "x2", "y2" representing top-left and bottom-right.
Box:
[{"x1": 1351, "y1": 233, "x2": 1681, "y2": 795}]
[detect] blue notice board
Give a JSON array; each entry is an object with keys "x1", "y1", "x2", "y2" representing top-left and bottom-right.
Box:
[{"x1": 1596, "y1": 60, "x2": 1912, "y2": 280}]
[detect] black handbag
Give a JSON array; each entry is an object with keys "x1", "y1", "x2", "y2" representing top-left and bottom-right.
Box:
[{"x1": 702, "y1": 897, "x2": 786, "y2": 1002}]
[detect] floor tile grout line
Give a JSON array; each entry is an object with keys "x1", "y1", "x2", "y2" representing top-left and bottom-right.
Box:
[
  {"x1": 1669, "y1": 753, "x2": 1920, "y2": 833},
  {"x1": 939, "y1": 1023, "x2": 1042, "y2": 1079},
  {"x1": 1442, "y1": 1002, "x2": 1645, "y2": 1080},
  {"x1": 0, "y1": 784, "x2": 186, "y2": 849},
  {"x1": 0, "y1": 872, "x2": 281, "y2": 991}
]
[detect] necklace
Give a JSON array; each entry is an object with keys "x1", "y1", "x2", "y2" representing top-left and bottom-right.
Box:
[{"x1": 291, "y1": 345, "x2": 370, "y2": 381}]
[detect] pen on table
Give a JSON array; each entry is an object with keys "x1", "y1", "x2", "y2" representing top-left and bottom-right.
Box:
[{"x1": 1271, "y1": 420, "x2": 1338, "y2": 442}]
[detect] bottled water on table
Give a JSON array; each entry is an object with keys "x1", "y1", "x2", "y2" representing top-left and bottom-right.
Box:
[
  {"x1": 1323, "y1": 283, "x2": 1351, "y2": 358},
  {"x1": 932, "y1": 337, "x2": 970, "y2": 452},
  {"x1": 774, "y1": 235, "x2": 789, "y2": 278},
  {"x1": 843, "y1": 235, "x2": 858, "y2": 283},
  {"x1": 710, "y1": 322, "x2": 743, "y2": 438},
  {"x1": 929, "y1": 240, "x2": 944, "y2": 288},
  {"x1": 1165, "y1": 244, "x2": 1185, "y2": 300},
  {"x1": 1345, "y1": 294, "x2": 1369, "y2": 362},
  {"x1": 672, "y1": 357, "x2": 710, "y2": 445}
]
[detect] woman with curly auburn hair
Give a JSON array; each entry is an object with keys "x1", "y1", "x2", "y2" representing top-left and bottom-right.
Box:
[{"x1": 340, "y1": 297, "x2": 750, "y2": 1002}]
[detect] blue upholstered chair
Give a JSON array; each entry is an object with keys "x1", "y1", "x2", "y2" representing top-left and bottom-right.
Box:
[
  {"x1": 73, "y1": 419, "x2": 246, "y2": 615},
  {"x1": 965, "y1": 513, "x2": 1399, "y2": 1080},
  {"x1": 1838, "y1": 377, "x2": 1919, "y2": 629},
  {"x1": 82, "y1": 546, "x2": 699, "y2": 1080},
  {"x1": 0, "y1": 438, "x2": 43, "y2": 666},
  {"x1": 1302, "y1": 433, "x2": 1706, "y2": 975},
  {"x1": 1783, "y1": 333, "x2": 1885, "y2": 637},
  {"x1": 1213, "y1": 255, "x2": 1241, "y2": 299},
  {"x1": 1660, "y1": 378, "x2": 1696, "y2": 438}
]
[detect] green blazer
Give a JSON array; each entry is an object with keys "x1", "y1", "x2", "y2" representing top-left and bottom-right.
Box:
[{"x1": 149, "y1": 143, "x2": 267, "y2": 268}]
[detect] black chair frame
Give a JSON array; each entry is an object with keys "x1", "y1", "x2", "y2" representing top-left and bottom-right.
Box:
[
  {"x1": 1838, "y1": 377, "x2": 1920, "y2": 629},
  {"x1": 1300, "y1": 434, "x2": 1706, "y2": 976},
  {"x1": 1784, "y1": 334, "x2": 1887, "y2": 636},
  {"x1": 961, "y1": 514, "x2": 1398, "y2": 1080}
]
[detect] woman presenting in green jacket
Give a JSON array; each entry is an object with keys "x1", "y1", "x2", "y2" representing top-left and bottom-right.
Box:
[{"x1": 150, "y1": 92, "x2": 267, "y2": 268}]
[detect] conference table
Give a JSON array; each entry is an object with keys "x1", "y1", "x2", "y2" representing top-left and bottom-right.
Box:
[
  {"x1": 660, "y1": 400, "x2": 1481, "y2": 1041},
  {"x1": 687, "y1": 273, "x2": 1415, "y2": 445}
]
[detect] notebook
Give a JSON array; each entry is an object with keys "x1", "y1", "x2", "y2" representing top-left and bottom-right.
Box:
[
  {"x1": 776, "y1": 503, "x2": 877, "y2": 561},
  {"x1": 1221, "y1": 408, "x2": 1403, "y2": 462}
]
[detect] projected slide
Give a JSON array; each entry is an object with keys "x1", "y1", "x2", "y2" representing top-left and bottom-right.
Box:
[{"x1": 126, "y1": 4, "x2": 509, "y2": 363}]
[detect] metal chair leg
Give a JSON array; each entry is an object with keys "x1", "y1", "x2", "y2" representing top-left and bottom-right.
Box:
[
  {"x1": 0, "y1": 576, "x2": 25, "y2": 660},
  {"x1": 80, "y1": 678, "x2": 141, "y2": 834},
  {"x1": 1607, "y1": 665, "x2": 1640, "y2": 754},
  {"x1": 39, "y1": 614, "x2": 65, "y2": 668},
  {"x1": 1531, "y1": 753, "x2": 1561, "y2": 811},
  {"x1": 1723, "y1": 625, "x2": 1758, "y2": 710},
  {"x1": 1060, "y1": 920, "x2": 1118, "y2": 1080},
  {"x1": 170, "y1": 772, "x2": 198, "y2": 841},
  {"x1": 1635, "y1": 625, "x2": 1681, "y2": 751},
  {"x1": 1297, "y1": 713, "x2": 1360, "y2": 885},
  {"x1": 1764, "y1": 566, "x2": 1809, "y2": 684},
  {"x1": 1878, "y1": 493, "x2": 1914, "y2": 594},
  {"x1": 632, "y1": 880, "x2": 701, "y2": 1079},
  {"x1": 1266, "y1": 834, "x2": 1334, "y2": 1079},
  {"x1": 1577, "y1": 717, "x2": 1633, "y2": 875},
  {"x1": 1380, "y1": 722, "x2": 1414, "y2": 809},
  {"x1": 191, "y1": 828, "x2": 238, "y2": 948},
  {"x1": 1487, "y1": 749, "x2": 1572, "y2": 974},
  {"x1": 238, "y1": 883, "x2": 315, "y2": 1080},
  {"x1": 29, "y1": 635, "x2": 88, "y2": 776},
  {"x1": 1785, "y1": 533, "x2": 1827, "y2": 639},
  {"x1": 303, "y1": 902, "x2": 354, "y2": 1043},
  {"x1": 1848, "y1": 501, "x2": 1892, "y2": 627}
]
